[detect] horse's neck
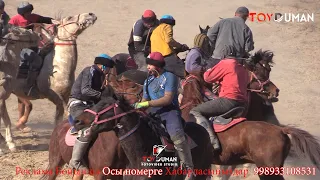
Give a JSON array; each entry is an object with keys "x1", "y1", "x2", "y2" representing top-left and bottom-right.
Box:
[
  {"x1": 51, "y1": 37, "x2": 77, "y2": 80},
  {"x1": 118, "y1": 116, "x2": 158, "y2": 169},
  {"x1": 117, "y1": 116, "x2": 146, "y2": 168}
]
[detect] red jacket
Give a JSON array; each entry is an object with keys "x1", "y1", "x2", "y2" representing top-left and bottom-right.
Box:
[
  {"x1": 204, "y1": 59, "x2": 249, "y2": 102},
  {"x1": 9, "y1": 14, "x2": 41, "y2": 27}
]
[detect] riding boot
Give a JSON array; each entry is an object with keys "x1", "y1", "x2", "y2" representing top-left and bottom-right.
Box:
[
  {"x1": 172, "y1": 133, "x2": 196, "y2": 180},
  {"x1": 69, "y1": 138, "x2": 90, "y2": 172},
  {"x1": 190, "y1": 110, "x2": 220, "y2": 151}
]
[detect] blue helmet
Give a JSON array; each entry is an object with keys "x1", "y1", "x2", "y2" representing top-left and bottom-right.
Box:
[
  {"x1": 160, "y1": 15, "x2": 175, "y2": 26},
  {"x1": 94, "y1": 53, "x2": 114, "y2": 68}
]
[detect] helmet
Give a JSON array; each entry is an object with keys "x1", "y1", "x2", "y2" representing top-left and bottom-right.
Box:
[
  {"x1": 194, "y1": 33, "x2": 212, "y2": 57},
  {"x1": 94, "y1": 53, "x2": 115, "y2": 68},
  {"x1": 142, "y1": 10, "x2": 157, "y2": 24},
  {"x1": 146, "y1": 52, "x2": 165, "y2": 68},
  {"x1": 17, "y1": 1, "x2": 34, "y2": 15},
  {"x1": 160, "y1": 15, "x2": 175, "y2": 26},
  {"x1": 0, "y1": 0, "x2": 5, "y2": 9}
]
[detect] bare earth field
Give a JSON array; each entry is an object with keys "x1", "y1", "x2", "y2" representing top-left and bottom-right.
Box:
[{"x1": 0, "y1": 0, "x2": 320, "y2": 179}]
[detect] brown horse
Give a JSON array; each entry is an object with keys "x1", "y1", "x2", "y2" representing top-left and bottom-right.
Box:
[
  {"x1": 41, "y1": 63, "x2": 144, "y2": 180},
  {"x1": 72, "y1": 85, "x2": 213, "y2": 180},
  {"x1": 180, "y1": 49, "x2": 279, "y2": 122}
]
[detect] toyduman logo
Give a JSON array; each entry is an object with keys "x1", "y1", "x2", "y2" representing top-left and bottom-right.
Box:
[
  {"x1": 153, "y1": 145, "x2": 167, "y2": 157},
  {"x1": 249, "y1": 12, "x2": 315, "y2": 23}
]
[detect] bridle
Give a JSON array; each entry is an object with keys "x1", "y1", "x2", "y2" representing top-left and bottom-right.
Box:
[
  {"x1": 247, "y1": 71, "x2": 270, "y2": 94},
  {"x1": 84, "y1": 102, "x2": 143, "y2": 141}
]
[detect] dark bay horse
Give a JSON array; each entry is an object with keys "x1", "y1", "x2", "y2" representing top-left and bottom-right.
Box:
[{"x1": 74, "y1": 85, "x2": 213, "y2": 180}]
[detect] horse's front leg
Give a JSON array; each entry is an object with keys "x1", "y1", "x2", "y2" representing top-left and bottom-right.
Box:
[
  {"x1": 16, "y1": 97, "x2": 33, "y2": 132},
  {"x1": 0, "y1": 99, "x2": 16, "y2": 151}
]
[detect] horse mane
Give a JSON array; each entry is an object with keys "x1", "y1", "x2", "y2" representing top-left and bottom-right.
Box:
[{"x1": 251, "y1": 49, "x2": 274, "y2": 64}]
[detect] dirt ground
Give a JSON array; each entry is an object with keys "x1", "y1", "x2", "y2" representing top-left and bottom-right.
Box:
[{"x1": 0, "y1": 0, "x2": 320, "y2": 179}]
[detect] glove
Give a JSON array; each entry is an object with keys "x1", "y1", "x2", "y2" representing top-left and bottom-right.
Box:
[
  {"x1": 181, "y1": 44, "x2": 189, "y2": 51},
  {"x1": 133, "y1": 101, "x2": 150, "y2": 109}
]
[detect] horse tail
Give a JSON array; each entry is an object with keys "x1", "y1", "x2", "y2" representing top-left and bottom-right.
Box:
[
  {"x1": 282, "y1": 125, "x2": 320, "y2": 170},
  {"x1": 40, "y1": 122, "x2": 65, "y2": 180}
]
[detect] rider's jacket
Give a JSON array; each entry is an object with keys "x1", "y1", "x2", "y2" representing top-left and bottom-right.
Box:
[
  {"x1": 70, "y1": 65, "x2": 105, "y2": 104},
  {"x1": 207, "y1": 16, "x2": 254, "y2": 59},
  {"x1": 128, "y1": 19, "x2": 159, "y2": 54},
  {"x1": 8, "y1": 14, "x2": 52, "y2": 28},
  {"x1": 203, "y1": 59, "x2": 250, "y2": 102},
  {"x1": 143, "y1": 70, "x2": 180, "y2": 110},
  {"x1": 150, "y1": 23, "x2": 176, "y2": 57}
]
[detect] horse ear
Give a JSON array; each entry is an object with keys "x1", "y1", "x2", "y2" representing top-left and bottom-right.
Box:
[
  {"x1": 199, "y1": 25, "x2": 204, "y2": 33},
  {"x1": 51, "y1": 19, "x2": 61, "y2": 25},
  {"x1": 206, "y1": 25, "x2": 210, "y2": 30}
]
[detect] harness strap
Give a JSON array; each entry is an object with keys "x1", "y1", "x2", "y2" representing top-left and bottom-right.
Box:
[{"x1": 118, "y1": 118, "x2": 141, "y2": 141}]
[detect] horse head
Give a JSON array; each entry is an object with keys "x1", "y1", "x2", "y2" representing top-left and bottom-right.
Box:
[
  {"x1": 50, "y1": 13, "x2": 97, "y2": 40},
  {"x1": 77, "y1": 84, "x2": 140, "y2": 134},
  {"x1": 246, "y1": 49, "x2": 279, "y2": 103}
]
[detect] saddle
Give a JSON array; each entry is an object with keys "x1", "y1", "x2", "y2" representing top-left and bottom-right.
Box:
[{"x1": 209, "y1": 107, "x2": 247, "y2": 133}]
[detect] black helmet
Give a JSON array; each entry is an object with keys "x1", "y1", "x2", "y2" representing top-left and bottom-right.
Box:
[{"x1": 17, "y1": 1, "x2": 34, "y2": 15}]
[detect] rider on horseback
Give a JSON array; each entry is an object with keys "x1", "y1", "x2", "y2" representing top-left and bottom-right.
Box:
[
  {"x1": 128, "y1": 9, "x2": 159, "y2": 72},
  {"x1": 133, "y1": 52, "x2": 195, "y2": 180},
  {"x1": 8, "y1": 1, "x2": 53, "y2": 28},
  {"x1": 150, "y1": 15, "x2": 189, "y2": 78},
  {"x1": 206, "y1": 6, "x2": 254, "y2": 63},
  {"x1": 67, "y1": 54, "x2": 115, "y2": 171},
  {"x1": 189, "y1": 45, "x2": 250, "y2": 152},
  {"x1": 9, "y1": 1, "x2": 54, "y2": 98}
]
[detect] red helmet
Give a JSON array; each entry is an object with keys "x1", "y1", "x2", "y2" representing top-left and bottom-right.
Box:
[
  {"x1": 146, "y1": 52, "x2": 165, "y2": 68},
  {"x1": 142, "y1": 10, "x2": 157, "y2": 24}
]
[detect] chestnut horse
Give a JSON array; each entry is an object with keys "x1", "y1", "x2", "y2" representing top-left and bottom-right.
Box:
[{"x1": 41, "y1": 61, "x2": 143, "y2": 180}]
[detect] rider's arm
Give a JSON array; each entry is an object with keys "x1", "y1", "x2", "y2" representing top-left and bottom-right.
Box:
[
  {"x1": 244, "y1": 26, "x2": 254, "y2": 53},
  {"x1": 207, "y1": 20, "x2": 221, "y2": 50},
  {"x1": 31, "y1": 14, "x2": 53, "y2": 24},
  {"x1": 133, "y1": 20, "x2": 145, "y2": 52},
  {"x1": 203, "y1": 62, "x2": 226, "y2": 84},
  {"x1": 148, "y1": 73, "x2": 178, "y2": 107},
  {"x1": 185, "y1": 51, "x2": 205, "y2": 74},
  {"x1": 80, "y1": 67, "x2": 102, "y2": 99},
  {"x1": 163, "y1": 24, "x2": 183, "y2": 49}
]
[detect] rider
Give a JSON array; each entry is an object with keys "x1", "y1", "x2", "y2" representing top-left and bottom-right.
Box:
[
  {"x1": 150, "y1": 15, "x2": 189, "y2": 78},
  {"x1": 0, "y1": 0, "x2": 10, "y2": 37},
  {"x1": 127, "y1": 9, "x2": 159, "y2": 72},
  {"x1": 189, "y1": 45, "x2": 250, "y2": 152},
  {"x1": 67, "y1": 54, "x2": 115, "y2": 171},
  {"x1": 134, "y1": 52, "x2": 195, "y2": 180},
  {"x1": 206, "y1": 6, "x2": 254, "y2": 65},
  {"x1": 8, "y1": 1, "x2": 53, "y2": 28},
  {"x1": 184, "y1": 33, "x2": 216, "y2": 100}
]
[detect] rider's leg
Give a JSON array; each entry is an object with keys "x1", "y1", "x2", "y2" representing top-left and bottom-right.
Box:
[
  {"x1": 189, "y1": 97, "x2": 240, "y2": 150},
  {"x1": 161, "y1": 110, "x2": 195, "y2": 180},
  {"x1": 69, "y1": 126, "x2": 92, "y2": 172}
]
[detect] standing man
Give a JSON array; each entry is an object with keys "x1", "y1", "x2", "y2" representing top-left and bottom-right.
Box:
[
  {"x1": 128, "y1": 9, "x2": 159, "y2": 72},
  {"x1": 207, "y1": 6, "x2": 254, "y2": 67}
]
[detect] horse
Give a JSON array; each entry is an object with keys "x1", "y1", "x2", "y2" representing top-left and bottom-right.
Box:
[
  {"x1": 180, "y1": 49, "x2": 279, "y2": 123},
  {"x1": 74, "y1": 85, "x2": 213, "y2": 180},
  {"x1": 99, "y1": 81, "x2": 320, "y2": 180}
]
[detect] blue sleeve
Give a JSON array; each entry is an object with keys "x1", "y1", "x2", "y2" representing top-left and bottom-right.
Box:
[
  {"x1": 164, "y1": 73, "x2": 178, "y2": 93},
  {"x1": 142, "y1": 79, "x2": 150, "y2": 100},
  {"x1": 133, "y1": 19, "x2": 144, "y2": 41}
]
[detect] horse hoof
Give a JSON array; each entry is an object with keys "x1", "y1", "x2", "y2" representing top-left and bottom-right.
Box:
[{"x1": 7, "y1": 142, "x2": 17, "y2": 152}]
